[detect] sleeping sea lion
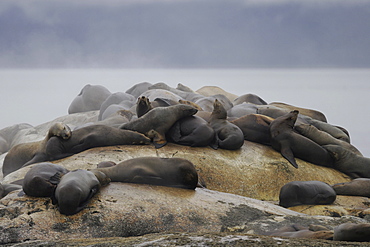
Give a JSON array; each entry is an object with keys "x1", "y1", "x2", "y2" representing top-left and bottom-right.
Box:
[
  {"x1": 279, "y1": 181, "x2": 337, "y2": 208},
  {"x1": 208, "y1": 99, "x2": 244, "y2": 150},
  {"x1": 22, "y1": 125, "x2": 151, "y2": 167},
  {"x1": 120, "y1": 104, "x2": 198, "y2": 148},
  {"x1": 333, "y1": 223, "x2": 370, "y2": 242},
  {"x1": 324, "y1": 144, "x2": 370, "y2": 179},
  {"x1": 52, "y1": 169, "x2": 110, "y2": 215},
  {"x1": 22, "y1": 162, "x2": 70, "y2": 197},
  {"x1": 0, "y1": 183, "x2": 22, "y2": 199},
  {"x1": 332, "y1": 178, "x2": 370, "y2": 197},
  {"x1": 3, "y1": 122, "x2": 72, "y2": 177},
  {"x1": 269, "y1": 110, "x2": 333, "y2": 168},
  {"x1": 91, "y1": 157, "x2": 198, "y2": 190}
]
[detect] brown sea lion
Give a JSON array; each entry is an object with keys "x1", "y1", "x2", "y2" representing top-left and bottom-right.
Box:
[
  {"x1": 209, "y1": 99, "x2": 244, "y2": 150},
  {"x1": 333, "y1": 223, "x2": 370, "y2": 242},
  {"x1": 294, "y1": 124, "x2": 361, "y2": 156},
  {"x1": 233, "y1": 93, "x2": 268, "y2": 105},
  {"x1": 324, "y1": 144, "x2": 370, "y2": 179},
  {"x1": 306, "y1": 118, "x2": 350, "y2": 143},
  {"x1": 136, "y1": 96, "x2": 153, "y2": 117},
  {"x1": 22, "y1": 125, "x2": 151, "y2": 167},
  {"x1": 0, "y1": 183, "x2": 22, "y2": 199},
  {"x1": 52, "y1": 169, "x2": 110, "y2": 216},
  {"x1": 120, "y1": 104, "x2": 198, "y2": 148},
  {"x1": 270, "y1": 102, "x2": 327, "y2": 122},
  {"x1": 167, "y1": 116, "x2": 215, "y2": 147},
  {"x1": 279, "y1": 181, "x2": 337, "y2": 208},
  {"x1": 3, "y1": 122, "x2": 72, "y2": 177},
  {"x1": 22, "y1": 162, "x2": 70, "y2": 197},
  {"x1": 91, "y1": 157, "x2": 198, "y2": 190},
  {"x1": 231, "y1": 114, "x2": 274, "y2": 146},
  {"x1": 265, "y1": 224, "x2": 333, "y2": 240},
  {"x1": 269, "y1": 110, "x2": 333, "y2": 168},
  {"x1": 332, "y1": 178, "x2": 370, "y2": 197}
]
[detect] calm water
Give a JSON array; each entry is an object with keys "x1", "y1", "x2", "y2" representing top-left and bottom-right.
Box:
[{"x1": 1, "y1": 69, "x2": 369, "y2": 156}]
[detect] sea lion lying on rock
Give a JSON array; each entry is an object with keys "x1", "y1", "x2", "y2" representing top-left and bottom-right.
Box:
[
  {"x1": 332, "y1": 178, "x2": 370, "y2": 197},
  {"x1": 3, "y1": 122, "x2": 72, "y2": 177},
  {"x1": 279, "y1": 181, "x2": 336, "y2": 208},
  {"x1": 91, "y1": 157, "x2": 199, "y2": 190}
]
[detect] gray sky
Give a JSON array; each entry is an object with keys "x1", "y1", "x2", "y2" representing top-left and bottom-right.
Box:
[{"x1": 0, "y1": 0, "x2": 369, "y2": 68}]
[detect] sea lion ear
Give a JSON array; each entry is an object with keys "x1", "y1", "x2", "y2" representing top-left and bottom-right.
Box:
[{"x1": 49, "y1": 172, "x2": 63, "y2": 185}]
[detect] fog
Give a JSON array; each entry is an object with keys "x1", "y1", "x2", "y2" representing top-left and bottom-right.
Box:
[{"x1": 0, "y1": 0, "x2": 369, "y2": 68}]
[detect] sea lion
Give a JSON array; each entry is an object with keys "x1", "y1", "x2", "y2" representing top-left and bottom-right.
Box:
[
  {"x1": 92, "y1": 157, "x2": 198, "y2": 190},
  {"x1": 149, "y1": 82, "x2": 203, "y2": 102},
  {"x1": 233, "y1": 93, "x2": 268, "y2": 106},
  {"x1": 68, "y1": 84, "x2": 112, "y2": 114},
  {"x1": 333, "y1": 223, "x2": 370, "y2": 242},
  {"x1": 324, "y1": 144, "x2": 370, "y2": 179},
  {"x1": 196, "y1": 85, "x2": 238, "y2": 102},
  {"x1": 227, "y1": 103, "x2": 258, "y2": 119},
  {"x1": 231, "y1": 114, "x2": 274, "y2": 146},
  {"x1": 294, "y1": 124, "x2": 362, "y2": 156},
  {"x1": 332, "y1": 178, "x2": 370, "y2": 197},
  {"x1": 265, "y1": 224, "x2": 333, "y2": 240},
  {"x1": 52, "y1": 169, "x2": 110, "y2": 216},
  {"x1": 269, "y1": 110, "x2": 333, "y2": 168},
  {"x1": 306, "y1": 118, "x2": 350, "y2": 143},
  {"x1": 0, "y1": 183, "x2": 22, "y2": 199},
  {"x1": 2, "y1": 122, "x2": 72, "y2": 177},
  {"x1": 125, "y1": 82, "x2": 153, "y2": 98},
  {"x1": 98, "y1": 92, "x2": 135, "y2": 120},
  {"x1": 22, "y1": 162, "x2": 70, "y2": 197},
  {"x1": 167, "y1": 116, "x2": 215, "y2": 147},
  {"x1": 209, "y1": 99, "x2": 244, "y2": 150},
  {"x1": 279, "y1": 181, "x2": 337, "y2": 208},
  {"x1": 136, "y1": 96, "x2": 153, "y2": 117},
  {"x1": 120, "y1": 104, "x2": 198, "y2": 148},
  {"x1": 270, "y1": 102, "x2": 327, "y2": 122},
  {"x1": 195, "y1": 94, "x2": 233, "y2": 112},
  {"x1": 22, "y1": 125, "x2": 151, "y2": 167}
]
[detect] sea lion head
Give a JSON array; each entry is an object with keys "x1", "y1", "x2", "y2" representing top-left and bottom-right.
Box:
[
  {"x1": 49, "y1": 122, "x2": 72, "y2": 140},
  {"x1": 211, "y1": 99, "x2": 227, "y2": 119},
  {"x1": 177, "y1": 104, "x2": 198, "y2": 116}
]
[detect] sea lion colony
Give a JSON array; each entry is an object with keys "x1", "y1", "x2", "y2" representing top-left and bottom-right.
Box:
[{"x1": 1, "y1": 82, "x2": 370, "y2": 242}]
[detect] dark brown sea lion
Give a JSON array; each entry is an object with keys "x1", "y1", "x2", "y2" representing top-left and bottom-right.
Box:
[
  {"x1": 332, "y1": 178, "x2": 370, "y2": 197},
  {"x1": 120, "y1": 104, "x2": 198, "y2": 148},
  {"x1": 227, "y1": 103, "x2": 258, "y2": 119},
  {"x1": 231, "y1": 114, "x2": 274, "y2": 146},
  {"x1": 22, "y1": 162, "x2": 70, "y2": 197},
  {"x1": 0, "y1": 183, "x2": 22, "y2": 199},
  {"x1": 294, "y1": 124, "x2": 362, "y2": 156},
  {"x1": 279, "y1": 181, "x2": 337, "y2": 208},
  {"x1": 52, "y1": 169, "x2": 110, "y2": 216},
  {"x1": 136, "y1": 96, "x2": 153, "y2": 117},
  {"x1": 22, "y1": 125, "x2": 151, "y2": 167},
  {"x1": 209, "y1": 99, "x2": 244, "y2": 150},
  {"x1": 167, "y1": 116, "x2": 215, "y2": 147},
  {"x1": 324, "y1": 144, "x2": 370, "y2": 179},
  {"x1": 269, "y1": 110, "x2": 333, "y2": 168},
  {"x1": 333, "y1": 223, "x2": 370, "y2": 242},
  {"x1": 3, "y1": 122, "x2": 72, "y2": 177},
  {"x1": 92, "y1": 157, "x2": 198, "y2": 190},
  {"x1": 306, "y1": 118, "x2": 350, "y2": 143}
]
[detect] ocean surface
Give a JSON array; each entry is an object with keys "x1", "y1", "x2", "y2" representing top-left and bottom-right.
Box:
[{"x1": 1, "y1": 68, "x2": 369, "y2": 157}]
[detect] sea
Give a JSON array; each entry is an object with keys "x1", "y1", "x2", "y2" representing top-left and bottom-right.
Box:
[{"x1": 1, "y1": 68, "x2": 369, "y2": 157}]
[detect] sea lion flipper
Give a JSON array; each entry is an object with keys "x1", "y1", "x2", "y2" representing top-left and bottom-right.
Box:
[
  {"x1": 280, "y1": 145, "x2": 299, "y2": 168},
  {"x1": 147, "y1": 129, "x2": 167, "y2": 148},
  {"x1": 49, "y1": 172, "x2": 64, "y2": 185}
]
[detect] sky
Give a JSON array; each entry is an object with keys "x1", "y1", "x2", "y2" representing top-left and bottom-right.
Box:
[{"x1": 0, "y1": 0, "x2": 370, "y2": 69}]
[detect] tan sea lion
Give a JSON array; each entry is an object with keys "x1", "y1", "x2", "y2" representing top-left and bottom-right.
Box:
[
  {"x1": 22, "y1": 125, "x2": 151, "y2": 167},
  {"x1": 52, "y1": 169, "x2": 110, "y2": 216},
  {"x1": 209, "y1": 99, "x2": 244, "y2": 150},
  {"x1": 22, "y1": 162, "x2": 70, "y2": 197},
  {"x1": 233, "y1": 93, "x2": 268, "y2": 105},
  {"x1": 120, "y1": 104, "x2": 198, "y2": 148},
  {"x1": 91, "y1": 157, "x2": 198, "y2": 190},
  {"x1": 269, "y1": 110, "x2": 333, "y2": 168},
  {"x1": 324, "y1": 144, "x2": 370, "y2": 179},
  {"x1": 2, "y1": 122, "x2": 72, "y2": 177},
  {"x1": 332, "y1": 178, "x2": 370, "y2": 197},
  {"x1": 279, "y1": 181, "x2": 337, "y2": 208}
]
